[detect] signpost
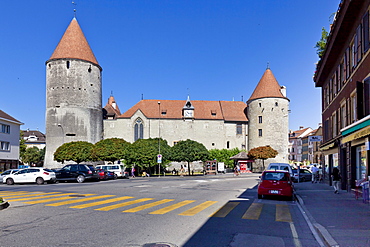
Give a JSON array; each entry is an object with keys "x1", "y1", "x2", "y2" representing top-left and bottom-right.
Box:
[{"x1": 157, "y1": 154, "x2": 162, "y2": 177}]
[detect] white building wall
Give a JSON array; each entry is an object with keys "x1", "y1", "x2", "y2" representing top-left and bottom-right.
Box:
[{"x1": 0, "y1": 120, "x2": 21, "y2": 161}]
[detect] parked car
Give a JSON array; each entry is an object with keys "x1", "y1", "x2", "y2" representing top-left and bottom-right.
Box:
[
  {"x1": 257, "y1": 170, "x2": 294, "y2": 200},
  {"x1": 96, "y1": 169, "x2": 108, "y2": 180},
  {"x1": 3, "y1": 168, "x2": 56, "y2": 185},
  {"x1": 55, "y1": 164, "x2": 99, "y2": 183},
  {"x1": 95, "y1": 164, "x2": 128, "y2": 178},
  {"x1": 267, "y1": 163, "x2": 293, "y2": 177},
  {"x1": 292, "y1": 168, "x2": 312, "y2": 182},
  {"x1": 106, "y1": 170, "x2": 117, "y2": 180},
  {"x1": 0, "y1": 169, "x2": 19, "y2": 181}
]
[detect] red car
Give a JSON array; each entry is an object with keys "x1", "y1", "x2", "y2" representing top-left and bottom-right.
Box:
[
  {"x1": 257, "y1": 170, "x2": 294, "y2": 200},
  {"x1": 96, "y1": 169, "x2": 108, "y2": 180}
]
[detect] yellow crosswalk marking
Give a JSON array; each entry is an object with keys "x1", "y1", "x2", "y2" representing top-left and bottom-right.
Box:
[
  {"x1": 242, "y1": 203, "x2": 263, "y2": 220},
  {"x1": 210, "y1": 201, "x2": 239, "y2": 217},
  {"x1": 70, "y1": 196, "x2": 134, "y2": 209},
  {"x1": 23, "y1": 194, "x2": 96, "y2": 204},
  {"x1": 3, "y1": 192, "x2": 61, "y2": 199},
  {"x1": 276, "y1": 204, "x2": 292, "y2": 222},
  {"x1": 0, "y1": 191, "x2": 35, "y2": 196},
  {"x1": 149, "y1": 200, "x2": 195, "y2": 215},
  {"x1": 95, "y1": 198, "x2": 153, "y2": 211},
  {"x1": 6, "y1": 193, "x2": 82, "y2": 201},
  {"x1": 45, "y1": 195, "x2": 115, "y2": 206},
  {"x1": 179, "y1": 201, "x2": 218, "y2": 216},
  {"x1": 123, "y1": 199, "x2": 174, "y2": 213}
]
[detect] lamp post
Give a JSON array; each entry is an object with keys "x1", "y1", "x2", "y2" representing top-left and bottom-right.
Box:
[
  {"x1": 158, "y1": 101, "x2": 161, "y2": 177},
  {"x1": 57, "y1": 124, "x2": 64, "y2": 144}
]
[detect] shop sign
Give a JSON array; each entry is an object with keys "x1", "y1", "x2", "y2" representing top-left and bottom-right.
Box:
[{"x1": 342, "y1": 125, "x2": 370, "y2": 144}]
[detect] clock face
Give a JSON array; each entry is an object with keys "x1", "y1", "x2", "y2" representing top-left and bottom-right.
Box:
[{"x1": 184, "y1": 110, "x2": 193, "y2": 117}]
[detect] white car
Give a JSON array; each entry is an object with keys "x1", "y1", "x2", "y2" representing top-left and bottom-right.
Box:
[
  {"x1": 0, "y1": 169, "x2": 19, "y2": 181},
  {"x1": 3, "y1": 168, "x2": 56, "y2": 185}
]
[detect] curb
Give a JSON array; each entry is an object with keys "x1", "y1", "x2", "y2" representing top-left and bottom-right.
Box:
[
  {"x1": 0, "y1": 201, "x2": 10, "y2": 210},
  {"x1": 295, "y1": 191, "x2": 339, "y2": 247}
]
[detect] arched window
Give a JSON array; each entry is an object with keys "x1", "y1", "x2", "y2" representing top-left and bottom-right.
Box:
[{"x1": 134, "y1": 118, "x2": 144, "y2": 141}]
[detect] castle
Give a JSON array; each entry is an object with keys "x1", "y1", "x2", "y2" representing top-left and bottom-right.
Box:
[{"x1": 44, "y1": 18, "x2": 289, "y2": 169}]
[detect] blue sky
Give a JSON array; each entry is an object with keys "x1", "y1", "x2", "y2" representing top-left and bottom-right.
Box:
[{"x1": 1, "y1": 0, "x2": 339, "y2": 133}]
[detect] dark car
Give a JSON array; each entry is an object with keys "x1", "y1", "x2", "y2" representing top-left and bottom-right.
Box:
[
  {"x1": 292, "y1": 168, "x2": 312, "y2": 182},
  {"x1": 55, "y1": 164, "x2": 99, "y2": 183},
  {"x1": 106, "y1": 170, "x2": 117, "y2": 180},
  {"x1": 257, "y1": 170, "x2": 294, "y2": 200}
]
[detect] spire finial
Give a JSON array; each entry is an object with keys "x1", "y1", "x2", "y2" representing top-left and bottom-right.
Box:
[
  {"x1": 72, "y1": 1, "x2": 77, "y2": 18},
  {"x1": 267, "y1": 62, "x2": 270, "y2": 70}
]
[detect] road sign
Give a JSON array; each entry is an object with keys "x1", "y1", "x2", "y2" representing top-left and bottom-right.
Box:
[{"x1": 157, "y1": 154, "x2": 162, "y2": 163}]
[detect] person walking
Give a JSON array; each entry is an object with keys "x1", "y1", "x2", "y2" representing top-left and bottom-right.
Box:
[
  {"x1": 332, "y1": 167, "x2": 341, "y2": 194},
  {"x1": 131, "y1": 166, "x2": 135, "y2": 178},
  {"x1": 311, "y1": 164, "x2": 319, "y2": 183}
]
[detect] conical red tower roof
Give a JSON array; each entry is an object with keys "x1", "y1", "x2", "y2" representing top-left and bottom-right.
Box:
[
  {"x1": 248, "y1": 68, "x2": 286, "y2": 102},
  {"x1": 49, "y1": 18, "x2": 99, "y2": 65}
]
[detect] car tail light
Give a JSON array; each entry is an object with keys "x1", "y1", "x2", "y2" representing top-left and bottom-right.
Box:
[
  {"x1": 88, "y1": 170, "x2": 92, "y2": 174},
  {"x1": 43, "y1": 172, "x2": 49, "y2": 175}
]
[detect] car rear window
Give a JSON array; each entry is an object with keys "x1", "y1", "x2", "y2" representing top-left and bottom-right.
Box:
[{"x1": 263, "y1": 172, "x2": 289, "y2": 181}]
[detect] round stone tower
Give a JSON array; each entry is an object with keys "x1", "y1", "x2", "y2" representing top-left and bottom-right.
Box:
[
  {"x1": 247, "y1": 68, "x2": 289, "y2": 167},
  {"x1": 44, "y1": 18, "x2": 103, "y2": 168}
]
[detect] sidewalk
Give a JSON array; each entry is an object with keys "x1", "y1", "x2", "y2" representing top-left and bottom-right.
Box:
[{"x1": 294, "y1": 181, "x2": 370, "y2": 247}]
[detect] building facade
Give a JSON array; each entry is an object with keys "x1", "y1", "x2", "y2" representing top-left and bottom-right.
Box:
[
  {"x1": 314, "y1": 0, "x2": 370, "y2": 190},
  {"x1": 44, "y1": 18, "x2": 103, "y2": 168},
  {"x1": 0, "y1": 110, "x2": 23, "y2": 172}
]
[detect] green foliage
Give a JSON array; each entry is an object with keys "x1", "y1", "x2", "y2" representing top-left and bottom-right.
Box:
[
  {"x1": 209, "y1": 148, "x2": 243, "y2": 167},
  {"x1": 93, "y1": 138, "x2": 130, "y2": 162},
  {"x1": 22, "y1": 146, "x2": 43, "y2": 165},
  {"x1": 315, "y1": 27, "x2": 328, "y2": 58},
  {"x1": 170, "y1": 139, "x2": 209, "y2": 175},
  {"x1": 248, "y1": 146, "x2": 278, "y2": 160},
  {"x1": 54, "y1": 141, "x2": 94, "y2": 164},
  {"x1": 126, "y1": 138, "x2": 171, "y2": 169},
  {"x1": 19, "y1": 131, "x2": 27, "y2": 158}
]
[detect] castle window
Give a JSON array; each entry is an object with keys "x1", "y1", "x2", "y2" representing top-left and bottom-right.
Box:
[
  {"x1": 134, "y1": 118, "x2": 144, "y2": 141},
  {"x1": 259, "y1": 103, "x2": 262, "y2": 107},
  {"x1": 258, "y1": 129, "x2": 263, "y2": 137},
  {"x1": 275, "y1": 102, "x2": 278, "y2": 106},
  {"x1": 88, "y1": 66, "x2": 92, "y2": 73},
  {"x1": 258, "y1": 116, "x2": 262, "y2": 124},
  {"x1": 236, "y1": 124, "x2": 242, "y2": 135},
  {"x1": 227, "y1": 141, "x2": 230, "y2": 149},
  {"x1": 66, "y1": 61, "x2": 70, "y2": 69}
]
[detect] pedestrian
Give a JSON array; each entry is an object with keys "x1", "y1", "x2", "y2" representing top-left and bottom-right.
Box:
[
  {"x1": 318, "y1": 166, "x2": 323, "y2": 182},
  {"x1": 180, "y1": 165, "x2": 185, "y2": 177},
  {"x1": 131, "y1": 166, "x2": 135, "y2": 178},
  {"x1": 311, "y1": 164, "x2": 319, "y2": 183},
  {"x1": 332, "y1": 167, "x2": 341, "y2": 194}
]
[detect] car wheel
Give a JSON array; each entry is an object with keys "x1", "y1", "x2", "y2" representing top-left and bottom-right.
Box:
[
  {"x1": 36, "y1": 177, "x2": 44, "y2": 185},
  {"x1": 6, "y1": 178, "x2": 14, "y2": 185},
  {"x1": 114, "y1": 174, "x2": 118, "y2": 180},
  {"x1": 76, "y1": 175, "x2": 85, "y2": 183}
]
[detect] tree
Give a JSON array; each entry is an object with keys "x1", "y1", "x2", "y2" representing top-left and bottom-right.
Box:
[
  {"x1": 19, "y1": 131, "x2": 27, "y2": 159},
  {"x1": 126, "y1": 138, "x2": 171, "y2": 174},
  {"x1": 22, "y1": 146, "x2": 43, "y2": 166},
  {"x1": 315, "y1": 27, "x2": 328, "y2": 58},
  {"x1": 170, "y1": 139, "x2": 210, "y2": 175},
  {"x1": 247, "y1": 146, "x2": 278, "y2": 170},
  {"x1": 54, "y1": 141, "x2": 94, "y2": 164},
  {"x1": 93, "y1": 138, "x2": 130, "y2": 162},
  {"x1": 209, "y1": 148, "x2": 243, "y2": 168}
]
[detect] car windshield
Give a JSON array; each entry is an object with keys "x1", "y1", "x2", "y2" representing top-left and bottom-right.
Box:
[{"x1": 263, "y1": 172, "x2": 289, "y2": 181}]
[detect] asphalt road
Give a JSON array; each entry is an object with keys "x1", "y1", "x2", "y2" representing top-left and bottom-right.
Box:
[{"x1": 0, "y1": 174, "x2": 320, "y2": 247}]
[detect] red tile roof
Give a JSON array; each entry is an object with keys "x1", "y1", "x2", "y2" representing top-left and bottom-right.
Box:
[
  {"x1": 103, "y1": 96, "x2": 122, "y2": 119},
  {"x1": 119, "y1": 100, "x2": 248, "y2": 121},
  {"x1": 49, "y1": 18, "x2": 99, "y2": 66},
  {"x1": 248, "y1": 68, "x2": 287, "y2": 102}
]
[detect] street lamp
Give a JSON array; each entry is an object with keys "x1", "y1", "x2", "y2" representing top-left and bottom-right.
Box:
[
  {"x1": 57, "y1": 124, "x2": 64, "y2": 144},
  {"x1": 158, "y1": 101, "x2": 161, "y2": 177}
]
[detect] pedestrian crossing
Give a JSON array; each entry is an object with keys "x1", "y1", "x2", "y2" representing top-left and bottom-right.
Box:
[{"x1": 1, "y1": 191, "x2": 293, "y2": 222}]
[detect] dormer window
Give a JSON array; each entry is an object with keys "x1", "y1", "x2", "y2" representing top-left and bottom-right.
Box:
[
  {"x1": 161, "y1": 110, "x2": 167, "y2": 116},
  {"x1": 211, "y1": 110, "x2": 217, "y2": 116}
]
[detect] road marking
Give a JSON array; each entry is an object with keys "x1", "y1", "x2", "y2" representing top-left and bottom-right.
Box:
[
  {"x1": 2, "y1": 192, "x2": 61, "y2": 199},
  {"x1": 123, "y1": 199, "x2": 174, "y2": 213},
  {"x1": 0, "y1": 191, "x2": 37, "y2": 196},
  {"x1": 290, "y1": 222, "x2": 302, "y2": 247},
  {"x1": 276, "y1": 204, "x2": 292, "y2": 222},
  {"x1": 70, "y1": 196, "x2": 134, "y2": 209},
  {"x1": 95, "y1": 198, "x2": 153, "y2": 211},
  {"x1": 149, "y1": 200, "x2": 195, "y2": 214},
  {"x1": 6, "y1": 193, "x2": 82, "y2": 201},
  {"x1": 45, "y1": 195, "x2": 115, "y2": 206},
  {"x1": 179, "y1": 201, "x2": 218, "y2": 216},
  {"x1": 23, "y1": 194, "x2": 96, "y2": 204},
  {"x1": 242, "y1": 203, "x2": 263, "y2": 220},
  {"x1": 210, "y1": 201, "x2": 239, "y2": 217}
]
